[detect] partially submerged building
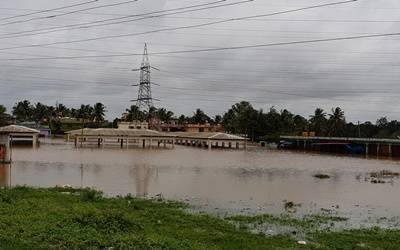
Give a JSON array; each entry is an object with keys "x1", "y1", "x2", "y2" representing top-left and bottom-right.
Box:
[
  {"x1": 0, "y1": 125, "x2": 40, "y2": 163},
  {"x1": 66, "y1": 128, "x2": 176, "y2": 148},
  {"x1": 66, "y1": 128, "x2": 247, "y2": 150},
  {"x1": 118, "y1": 121, "x2": 149, "y2": 130}
]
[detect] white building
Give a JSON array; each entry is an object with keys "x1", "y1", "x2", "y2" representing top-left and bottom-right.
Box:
[{"x1": 118, "y1": 121, "x2": 149, "y2": 130}]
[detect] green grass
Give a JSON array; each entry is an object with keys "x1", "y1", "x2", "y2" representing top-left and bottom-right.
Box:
[{"x1": 0, "y1": 186, "x2": 399, "y2": 249}]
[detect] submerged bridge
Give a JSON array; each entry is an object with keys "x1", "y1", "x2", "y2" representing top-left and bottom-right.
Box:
[{"x1": 280, "y1": 136, "x2": 400, "y2": 157}]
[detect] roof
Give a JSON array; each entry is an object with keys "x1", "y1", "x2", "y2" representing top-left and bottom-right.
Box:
[
  {"x1": 66, "y1": 128, "x2": 175, "y2": 137},
  {"x1": 172, "y1": 132, "x2": 246, "y2": 140},
  {"x1": 0, "y1": 125, "x2": 40, "y2": 134}
]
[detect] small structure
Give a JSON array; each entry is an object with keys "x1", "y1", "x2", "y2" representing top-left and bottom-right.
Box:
[
  {"x1": 118, "y1": 121, "x2": 149, "y2": 130},
  {"x1": 66, "y1": 128, "x2": 175, "y2": 148},
  {"x1": 0, "y1": 125, "x2": 40, "y2": 163},
  {"x1": 18, "y1": 122, "x2": 52, "y2": 137},
  {"x1": 173, "y1": 132, "x2": 247, "y2": 149}
]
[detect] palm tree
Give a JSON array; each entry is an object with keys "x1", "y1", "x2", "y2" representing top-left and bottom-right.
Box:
[
  {"x1": 309, "y1": 108, "x2": 327, "y2": 136},
  {"x1": 328, "y1": 107, "x2": 346, "y2": 136},
  {"x1": 77, "y1": 104, "x2": 93, "y2": 122},
  {"x1": 92, "y1": 103, "x2": 106, "y2": 124},
  {"x1": 55, "y1": 103, "x2": 70, "y2": 118},
  {"x1": 191, "y1": 108, "x2": 209, "y2": 124},
  {"x1": 156, "y1": 108, "x2": 174, "y2": 123},
  {"x1": 33, "y1": 102, "x2": 49, "y2": 123},
  {"x1": 12, "y1": 100, "x2": 34, "y2": 122},
  {"x1": 177, "y1": 115, "x2": 186, "y2": 125},
  {"x1": 146, "y1": 106, "x2": 157, "y2": 120},
  {"x1": 214, "y1": 115, "x2": 222, "y2": 124},
  {"x1": 125, "y1": 105, "x2": 145, "y2": 121}
]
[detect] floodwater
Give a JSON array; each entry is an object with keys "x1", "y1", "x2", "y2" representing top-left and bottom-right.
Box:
[{"x1": 1, "y1": 140, "x2": 400, "y2": 224}]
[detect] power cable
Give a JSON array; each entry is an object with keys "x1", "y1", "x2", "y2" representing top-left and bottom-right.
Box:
[
  {"x1": 0, "y1": 0, "x2": 230, "y2": 38},
  {"x1": 3, "y1": 31, "x2": 400, "y2": 61},
  {"x1": 0, "y1": 0, "x2": 99, "y2": 22},
  {"x1": 0, "y1": 0, "x2": 356, "y2": 47},
  {"x1": 0, "y1": 0, "x2": 140, "y2": 26}
]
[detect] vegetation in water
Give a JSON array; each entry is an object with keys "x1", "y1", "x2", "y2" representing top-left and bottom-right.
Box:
[
  {"x1": 364, "y1": 170, "x2": 400, "y2": 184},
  {"x1": 313, "y1": 174, "x2": 331, "y2": 179},
  {"x1": 0, "y1": 186, "x2": 399, "y2": 249}
]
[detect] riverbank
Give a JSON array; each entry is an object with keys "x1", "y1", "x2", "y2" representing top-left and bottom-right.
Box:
[{"x1": 0, "y1": 187, "x2": 399, "y2": 249}]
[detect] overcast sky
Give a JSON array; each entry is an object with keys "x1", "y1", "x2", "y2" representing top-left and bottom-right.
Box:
[{"x1": 0, "y1": 0, "x2": 400, "y2": 122}]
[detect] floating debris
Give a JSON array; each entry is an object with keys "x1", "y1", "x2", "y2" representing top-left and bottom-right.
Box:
[
  {"x1": 370, "y1": 170, "x2": 400, "y2": 178},
  {"x1": 365, "y1": 170, "x2": 399, "y2": 184},
  {"x1": 313, "y1": 174, "x2": 331, "y2": 179}
]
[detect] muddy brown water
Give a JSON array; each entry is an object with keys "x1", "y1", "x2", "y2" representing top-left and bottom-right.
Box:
[{"x1": 1, "y1": 140, "x2": 400, "y2": 225}]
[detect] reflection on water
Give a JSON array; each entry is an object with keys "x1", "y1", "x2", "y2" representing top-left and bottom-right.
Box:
[
  {"x1": 133, "y1": 164, "x2": 152, "y2": 198},
  {"x1": 4, "y1": 141, "x2": 400, "y2": 221}
]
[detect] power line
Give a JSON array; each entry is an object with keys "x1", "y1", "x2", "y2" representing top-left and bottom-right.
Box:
[
  {"x1": 2, "y1": 31, "x2": 400, "y2": 61},
  {"x1": 0, "y1": 0, "x2": 99, "y2": 22},
  {"x1": 0, "y1": 0, "x2": 356, "y2": 48},
  {"x1": 0, "y1": 0, "x2": 140, "y2": 26},
  {"x1": 0, "y1": 0, "x2": 230, "y2": 38}
]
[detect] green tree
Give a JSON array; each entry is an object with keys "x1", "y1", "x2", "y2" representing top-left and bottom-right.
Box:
[
  {"x1": 328, "y1": 107, "x2": 346, "y2": 136},
  {"x1": 125, "y1": 105, "x2": 145, "y2": 121},
  {"x1": 222, "y1": 101, "x2": 258, "y2": 137},
  {"x1": 280, "y1": 109, "x2": 295, "y2": 134},
  {"x1": 33, "y1": 102, "x2": 50, "y2": 123},
  {"x1": 55, "y1": 103, "x2": 70, "y2": 118},
  {"x1": 177, "y1": 115, "x2": 186, "y2": 125},
  {"x1": 146, "y1": 106, "x2": 157, "y2": 121},
  {"x1": 309, "y1": 108, "x2": 327, "y2": 136},
  {"x1": 191, "y1": 108, "x2": 210, "y2": 124},
  {"x1": 77, "y1": 104, "x2": 94, "y2": 122},
  {"x1": 293, "y1": 115, "x2": 308, "y2": 134},
  {"x1": 0, "y1": 105, "x2": 11, "y2": 126},
  {"x1": 214, "y1": 115, "x2": 222, "y2": 124},
  {"x1": 12, "y1": 100, "x2": 34, "y2": 122},
  {"x1": 92, "y1": 103, "x2": 106, "y2": 124},
  {"x1": 155, "y1": 108, "x2": 174, "y2": 123}
]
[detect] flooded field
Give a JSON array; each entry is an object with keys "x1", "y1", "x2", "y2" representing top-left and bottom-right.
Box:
[{"x1": 1, "y1": 140, "x2": 400, "y2": 226}]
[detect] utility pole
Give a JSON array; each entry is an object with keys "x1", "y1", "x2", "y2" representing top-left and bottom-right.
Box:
[
  {"x1": 358, "y1": 121, "x2": 361, "y2": 138},
  {"x1": 131, "y1": 43, "x2": 159, "y2": 112}
]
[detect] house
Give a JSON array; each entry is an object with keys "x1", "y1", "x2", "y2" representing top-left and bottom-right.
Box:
[{"x1": 118, "y1": 121, "x2": 149, "y2": 130}]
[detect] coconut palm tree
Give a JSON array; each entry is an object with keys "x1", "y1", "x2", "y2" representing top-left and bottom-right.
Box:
[
  {"x1": 309, "y1": 108, "x2": 327, "y2": 136},
  {"x1": 92, "y1": 103, "x2": 106, "y2": 124},
  {"x1": 125, "y1": 105, "x2": 145, "y2": 121},
  {"x1": 12, "y1": 100, "x2": 34, "y2": 122},
  {"x1": 328, "y1": 107, "x2": 346, "y2": 136},
  {"x1": 191, "y1": 108, "x2": 209, "y2": 124}
]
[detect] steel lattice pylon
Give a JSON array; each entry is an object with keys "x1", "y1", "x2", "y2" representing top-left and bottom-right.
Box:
[{"x1": 133, "y1": 43, "x2": 153, "y2": 111}]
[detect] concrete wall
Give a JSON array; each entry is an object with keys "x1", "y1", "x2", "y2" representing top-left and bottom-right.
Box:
[{"x1": 0, "y1": 135, "x2": 10, "y2": 163}]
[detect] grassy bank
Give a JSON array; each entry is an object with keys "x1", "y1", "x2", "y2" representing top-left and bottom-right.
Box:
[{"x1": 0, "y1": 187, "x2": 399, "y2": 249}]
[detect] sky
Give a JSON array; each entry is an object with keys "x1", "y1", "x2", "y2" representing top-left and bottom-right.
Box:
[{"x1": 0, "y1": 0, "x2": 400, "y2": 122}]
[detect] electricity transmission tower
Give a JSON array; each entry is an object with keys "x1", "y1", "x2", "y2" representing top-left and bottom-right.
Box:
[{"x1": 131, "y1": 43, "x2": 159, "y2": 111}]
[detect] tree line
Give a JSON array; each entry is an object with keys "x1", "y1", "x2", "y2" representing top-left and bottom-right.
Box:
[{"x1": 1, "y1": 100, "x2": 400, "y2": 140}]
